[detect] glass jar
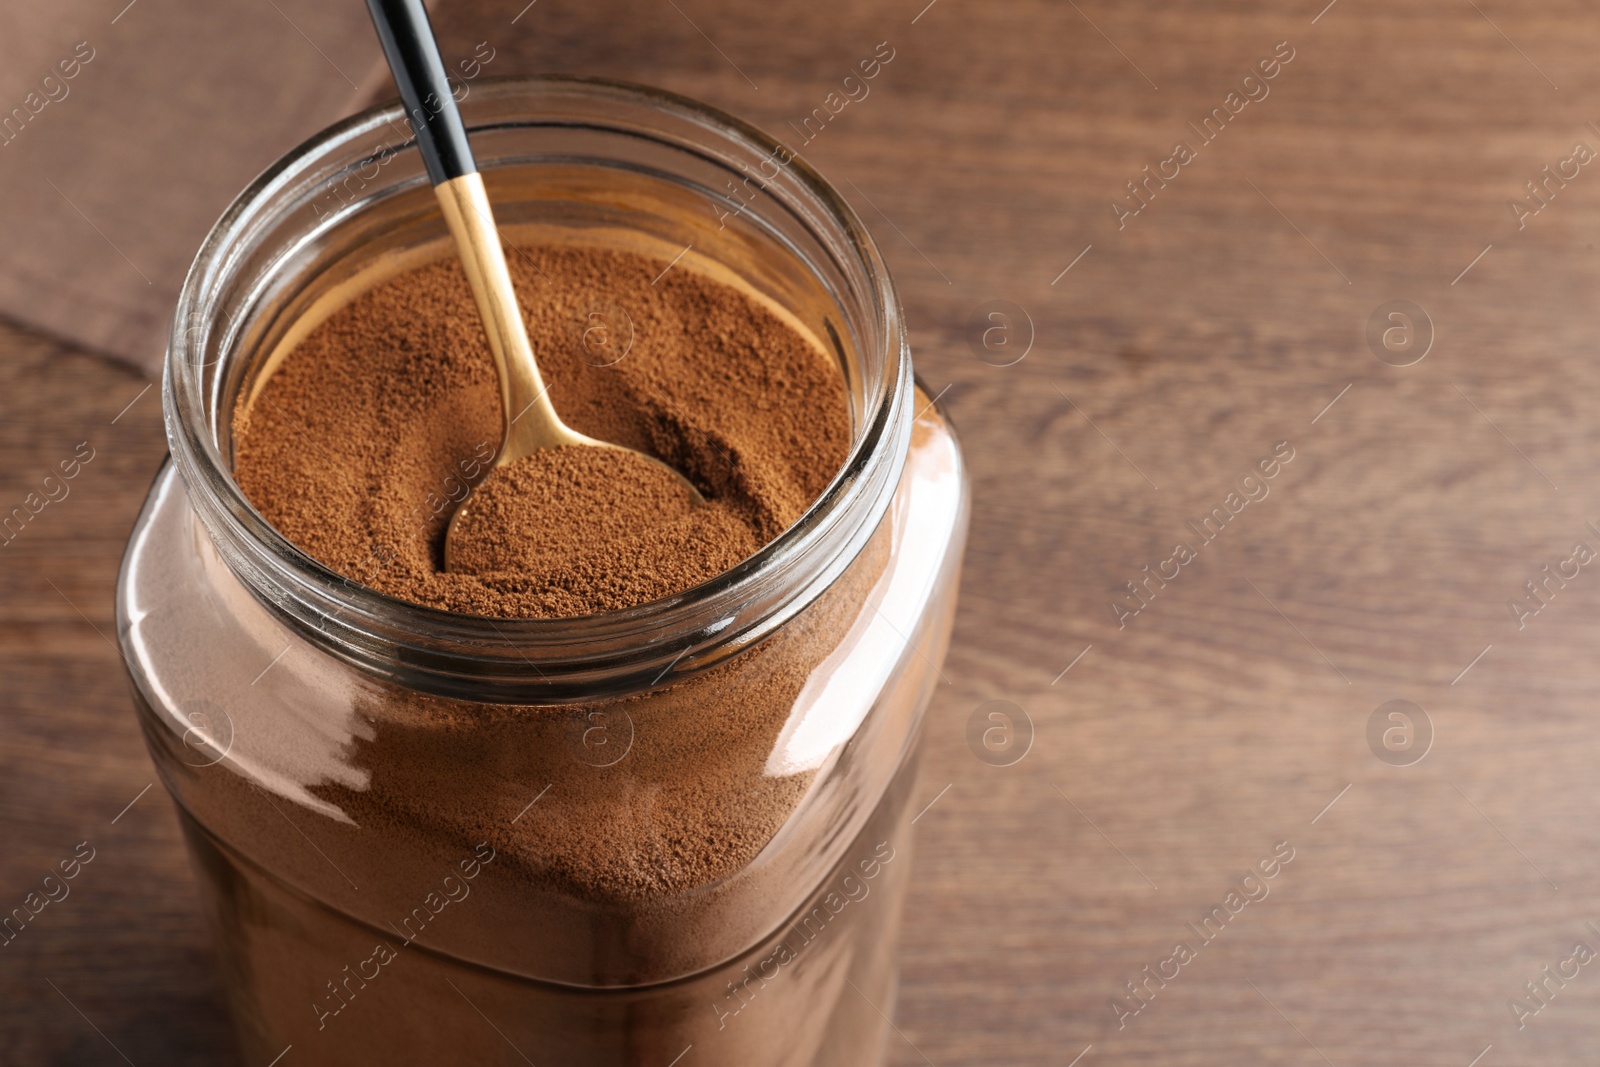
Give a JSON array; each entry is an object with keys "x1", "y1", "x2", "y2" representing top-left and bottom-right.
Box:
[{"x1": 118, "y1": 76, "x2": 967, "y2": 1067}]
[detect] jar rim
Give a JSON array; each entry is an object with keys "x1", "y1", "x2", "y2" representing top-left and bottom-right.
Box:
[{"x1": 163, "y1": 75, "x2": 912, "y2": 703}]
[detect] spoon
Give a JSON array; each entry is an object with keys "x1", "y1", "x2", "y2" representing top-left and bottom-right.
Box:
[{"x1": 363, "y1": 0, "x2": 703, "y2": 570}]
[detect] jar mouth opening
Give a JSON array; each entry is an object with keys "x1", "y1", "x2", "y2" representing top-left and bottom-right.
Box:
[{"x1": 164, "y1": 75, "x2": 911, "y2": 700}]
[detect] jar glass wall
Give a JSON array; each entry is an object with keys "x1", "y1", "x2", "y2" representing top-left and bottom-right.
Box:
[{"x1": 119, "y1": 77, "x2": 967, "y2": 1066}]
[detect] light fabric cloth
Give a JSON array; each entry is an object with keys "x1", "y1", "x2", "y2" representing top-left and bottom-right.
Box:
[{"x1": 0, "y1": 0, "x2": 385, "y2": 377}]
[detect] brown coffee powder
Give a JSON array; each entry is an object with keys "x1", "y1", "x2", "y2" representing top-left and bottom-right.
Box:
[
  {"x1": 445, "y1": 447, "x2": 758, "y2": 616},
  {"x1": 233, "y1": 242, "x2": 850, "y2": 618},
  {"x1": 211, "y1": 239, "x2": 900, "y2": 1007}
]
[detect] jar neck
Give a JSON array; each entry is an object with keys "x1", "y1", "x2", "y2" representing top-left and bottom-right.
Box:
[{"x1": 163, "y1": 77, "x2": 910, "y2": 704}]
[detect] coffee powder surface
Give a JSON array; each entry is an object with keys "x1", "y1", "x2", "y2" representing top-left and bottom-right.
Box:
[
  {"x1": 446, "y1": 447, "x2": 756, "y2": 617},
  {"x1": 233, "y1": 242, "x2": 850, "y2": 617}
]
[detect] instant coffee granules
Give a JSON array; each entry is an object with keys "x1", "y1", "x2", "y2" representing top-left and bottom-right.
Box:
[
  {"x1": 197, "y1": 233, "x2": 926, "y2": 1067},
  {"x1": 125, "y1": 81, "x2": 967, "y2": 1067},
  {"x1": 232, "y1": 243, "x2": 850, "y2": 618},
  {"x1": 222, "y1": 235, "x2": 887, "y2": 927}
]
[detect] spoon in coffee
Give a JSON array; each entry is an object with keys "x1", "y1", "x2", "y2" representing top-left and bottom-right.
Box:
[{"x1": 363, "y1": 0, "x2": 703, "y2": 570}]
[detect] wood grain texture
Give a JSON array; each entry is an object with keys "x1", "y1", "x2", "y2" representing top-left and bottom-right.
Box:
[{"x1": 7, "y1": 0, "x2": 1600, "y2": 1063}]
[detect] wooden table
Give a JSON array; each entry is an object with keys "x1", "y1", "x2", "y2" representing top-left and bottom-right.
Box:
[{"x1": 7, "y1": 0, "x2": 1600, "y2": 1062}]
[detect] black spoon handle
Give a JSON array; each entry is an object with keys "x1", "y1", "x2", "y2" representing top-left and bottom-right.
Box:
[{"x1": 364, "y1": 0, "x2": 475, "y2": 185}]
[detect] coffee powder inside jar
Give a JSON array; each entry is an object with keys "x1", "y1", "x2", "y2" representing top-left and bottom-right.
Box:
[
  {"x1": 233, "y1": 242, "x2": 851, "y2": 618},
  {"x1": 224, "y1": 240, "x2": 883, "y2": 931},
  {"x1": 129, "y1": 91, "x2": 950, "y2": 1062}
]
